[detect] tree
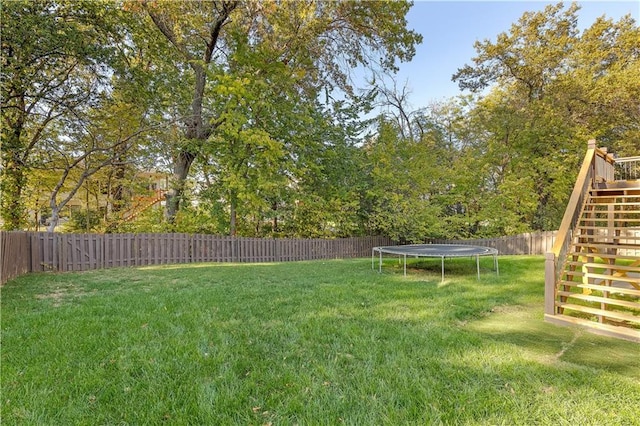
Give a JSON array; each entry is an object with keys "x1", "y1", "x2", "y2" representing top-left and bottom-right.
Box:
[
  {"x1": 453, "y1": 3, "x2": 580, "y2": 100},
  {"x1": 129, "y1": 0, "x2": 422, "y2": 224},
  {"x1": 32, "y1": 94, "x2": 152, "y2": 232},
  {"x1": 362, "y1": 117, "x2": 444, "y2": 242},
  {"x1": 1, "y1": 0, "x2": 122, "y2": 229},
  {"x1": 451, "y1": 3, "x2": 640, "y2": 232},
  {"x1": 566, "y1": 14, "x2": 640, "y2": 153}
]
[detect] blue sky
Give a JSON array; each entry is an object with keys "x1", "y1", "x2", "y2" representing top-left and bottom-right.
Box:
[{"x1": 388, "y1": 1, "x2": 640, "y2": 109}]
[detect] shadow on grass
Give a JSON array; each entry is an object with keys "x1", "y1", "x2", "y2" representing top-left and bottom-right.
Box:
[
  {"x1": 466, "y1": 304, "x2": 640, "y2": 378},
  {"x1": 379, "y1": 257, "x2": 499, "y2": 280}
]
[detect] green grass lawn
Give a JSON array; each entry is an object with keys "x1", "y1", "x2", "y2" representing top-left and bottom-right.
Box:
[{"x1": 2, "y1": 256, "x2": 639, "y2": 425}]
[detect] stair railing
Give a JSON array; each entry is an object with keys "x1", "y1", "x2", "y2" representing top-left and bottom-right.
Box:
[
  {"x1": 614, "y1": 156, "x2": 640, "y2": 181},
  {"x1": 544, "y1": 140, "x2": 614, "y2": 315}
]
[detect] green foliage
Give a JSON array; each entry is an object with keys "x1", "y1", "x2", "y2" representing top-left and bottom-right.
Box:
[
  {"x1": 363, "y1": 117, "x2": 444, "y2": 242},
  {"x1": 171, "y1": 207, "x2": 227, "y2": 236},
  {"x1": 110, "y1": 207, "x2": 167, "y2": 234},
  {"x1": 67, "y1": 209, "x2": 103, "y2": 233}
]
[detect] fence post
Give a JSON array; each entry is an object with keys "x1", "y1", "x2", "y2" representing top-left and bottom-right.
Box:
[{"x1": 544, "y1": 252, "x2": 557, "y2": 315}]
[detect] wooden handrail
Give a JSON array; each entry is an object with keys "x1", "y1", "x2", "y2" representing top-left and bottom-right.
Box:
[{"x1": 550, "y1": 144, "x2": 596, "y2": 256}]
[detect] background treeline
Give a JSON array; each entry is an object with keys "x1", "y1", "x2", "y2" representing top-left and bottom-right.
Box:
[{"x1": 1, "y1": 2, "x2": 638, "y2": 241}]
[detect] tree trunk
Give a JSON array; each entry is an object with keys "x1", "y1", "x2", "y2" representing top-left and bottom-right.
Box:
[
  {"x1": 165, "y1": 150, "x2": 197, "y2": 223},
  {"x1": 164, "y1": 65, "x2": 208, "y2": 223},
  {"x1": 110, "y1": 152, "x2": 128, "y2": 214},
  {"x1": 0, "y1": 162, "x2": 27, "y2": 230},
  {"x1": 145, "y1": 3, "x2": 238, "y2": 224},
  {"x1": 272, "y1": 201, "x2": 278, "y2": 233},
  {"x1": 229, "y1": 191, "x2": 238, "y2": 236},
  {"x1": 0, "y1": 117, "x2": 28, "y2": 230},
  {"x1": 47, "y1": 205, "x2": 60, "y2": 233}
]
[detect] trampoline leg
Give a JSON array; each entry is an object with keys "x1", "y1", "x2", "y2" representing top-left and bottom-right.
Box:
[
  {"x1": 441, "y1": 256, "x2": 444, "y2": 282},
  {"x1": 404, "y1": 254, "x2": 407, "y2": 276},
  {"x1": 476, "y1": 255, "x2": 480, "y2": 280},
  {"x1": 379, "y1": 250, "x2": 382, "y2": 273},
  {"x1": 495, "y1": 254, "x2": 499, "y2": 276}
]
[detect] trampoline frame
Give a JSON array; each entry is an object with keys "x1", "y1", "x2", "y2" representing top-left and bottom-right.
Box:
[{"x1": 372, "y1": 244, "x2": 499, "y2": 281}]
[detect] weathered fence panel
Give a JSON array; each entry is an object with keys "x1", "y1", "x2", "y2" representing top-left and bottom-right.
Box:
[
  {"x1": 103, "y1": 233, "x2": 136, "y2": 268},
  {"x1": 0, "y1": 232, "x2": 31, "y2": 285},
  {"x1": 59, "y1": 233, "x2": 104, "y2": 272},
  {"x1": 31, "y1": 232, "x2": 56, "y2": 272}
]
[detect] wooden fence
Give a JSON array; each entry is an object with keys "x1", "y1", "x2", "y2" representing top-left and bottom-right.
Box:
[
  {"x1": 0, "y1": 232, "x2": 392, "y2": 285},
  {"x1": 426, "y1": 231, "x2": 558, "y2": 255},
  {"x1": 1, "y1": 231, "x2": 560, "y2": 285}
]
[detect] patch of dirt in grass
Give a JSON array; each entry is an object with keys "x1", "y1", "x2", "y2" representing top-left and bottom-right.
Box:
[
  {"x1": 488, "y1": 304, "x2": 522, "y2": 314},
  {"x1": 36, "y1": 285, "x2": 93, "y2": 307}
]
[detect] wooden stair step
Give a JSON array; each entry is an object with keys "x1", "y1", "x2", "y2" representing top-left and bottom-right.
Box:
[
  {"x1": 558, "y1": 271, "x2": 640, "y2": 284},
  {"x1": 585, "y1": 198, "x2": 640, "y2": 202},
  {"x1": 562, "y1": 270, "x2": 585, "y2": 279},
  {"x1": 589, "y1": 188, "x2": 640, "y2": 192},
  {"x1": 580, "y1": 272, "x2": 640, "y2": 284},
  {"x1": 579, "y1": 218, "x2": 640, "y2": 224},
  {"x1": 574, "y1": 237, "x2": 640, "y2": 244},
  {"x1": 583, "y1": 259, "x2": 640, "y2": 272},
  {"x1": 588, "y1": 193, "x2": 640, "y2": 200},
  {"x1": 578, "y1": 224, "x2": 640, "y2": 229},
  {"x1": 575, "y1": 225, "x2": 640, "y2": 231},
  {"x1": 580, "y1": 217, "x2": 640, "y2": 222},
  {"x1": 558, "y1": 280, "x2": 640, "y2": 297},
  {"x1": 581, "y1": 211, "x2": 640, "y2": 216},
  {"x1": 580, "y1": 210, "x2": 640, "y2": 220},
  {"x1": 557, "y1": 291, "x2": 640, "y2": 310},
  {"x1": 584, "y1": 206, "x2": 640, "y2": 211},
  {"x1": 587, "y1": 197, "x2": 640, "y2": 203},
  {"x1": 544, "y1": 314, "x2": 640, "y2": 342},
  {"x1": 575, "y1": 229, "x2": 640, "y2": 235},
  {"x1": 555, "y1": 302, "x2": 640, "y2": 324},
  {"x1": 568, "y1": 251, "x2": 640, "y2": 262},
  {"x1": 572, "y1": 242, "x2": 640, "y2": 249},
  {"x1": 573, "y1": 228, "x2": 640, "y2": 240},
  {"x1": 596, "y1": 179, "x2": 640, "y2": 184},
  {"x1": 589, "y1": 193, "x2": 640, "y2": 197},
  {"x1": 561, "y1": 268, "x2": 640, "y2": 278},
  {"x1": 590, "y1": 192, "x2": 640, "y2": 198},
  {"x1": 591, "y1": 187, "x2": 640, "y2": 193},
  {"x1": 566, "y1": 260, "x2": 640, "y2": 274},
  {"x1": 579, "y1": 262, "x2": 640, "y2": 272},
  {"x1": 593, "y1": 180, "x2": 640, "y2": 189}
]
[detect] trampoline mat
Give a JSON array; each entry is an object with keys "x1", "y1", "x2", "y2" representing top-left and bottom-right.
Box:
[{"x1": 373, "y1": 244, "x2": 498, "y2": 257}]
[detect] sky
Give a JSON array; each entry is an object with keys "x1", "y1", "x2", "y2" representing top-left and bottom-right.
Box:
[{"x1": 386, "y1": 1, "x2": 640, "y2": 109}]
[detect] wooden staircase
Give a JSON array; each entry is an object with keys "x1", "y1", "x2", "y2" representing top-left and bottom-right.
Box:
[
  {"x1": 121, "y1": 189, "x2": 166, "y2": 223},
  {"x1": 555, "y1": 183, "x2": 640, "y2": 340},
  {"x1": 545, "y1": 141, "x2": 640, "y2": 342}
]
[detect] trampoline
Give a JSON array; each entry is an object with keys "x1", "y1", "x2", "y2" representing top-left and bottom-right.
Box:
[{"x1": 372, "y1": 244, "x2": 499, "y2": 280}]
